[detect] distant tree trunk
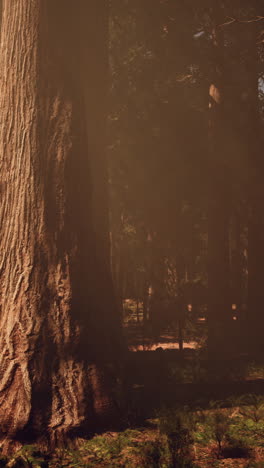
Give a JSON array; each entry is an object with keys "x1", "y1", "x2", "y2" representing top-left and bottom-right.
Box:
[
  {"x1": 117, "y1": 251, "x2": 125, "y2": 315},
  {"x1": 178, "y1": 307, "x2": 184, "y2": 353},
  {"x1": 207, "y1": 15, "x2": 232, "y2": 356},
  {"x1": 143, "y1": 281, "x2": 150, "y2": 324},
  {"x1": 148, "y1": 234, "x2": 166, "y2": 337},
  {"x1": 207, "y1": 194, "x2": 231, "y2": 354},
  {"x1": 248, "y1": 198, "x2": 264, "y2": 352},
  {"x1": 230, "y1": 213, "x2": 243, "y2": 308},
  {"x1": 0, "y1": 0, "x2": 119, "y2": 452},
  {"x1": 244, "y1": 25, "x2": 264, "y2": 353},
  {"x1": 176, "y1": 255, "x2": 186, "y2": 354}
]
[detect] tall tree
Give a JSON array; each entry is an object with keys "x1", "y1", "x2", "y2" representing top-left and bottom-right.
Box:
[
  {"x1": 0, "y1": 0, "x2": 119, "y2": 452},
  {"x1": 245, "y1": 21, "x2": 264, "y2": 353},
  {"x1": 206, "y1": 6, "x2": 233, "y2": 355},
  {"x1": 206, "y1": 2, "x2": 263, "y2": 354}
]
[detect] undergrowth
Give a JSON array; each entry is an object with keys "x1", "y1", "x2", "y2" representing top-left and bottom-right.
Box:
[{"x1": 3, "y1": 394, "x2": 264, "y2": 468}]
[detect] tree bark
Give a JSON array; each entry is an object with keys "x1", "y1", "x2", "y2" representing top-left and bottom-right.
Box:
[
  {"x1": 0, "y1": 0, "x2": 119, "y2": 452},
  {"x1": 244, "y1": 25, "x2": 264, "y2": 353},
  {"x1": 207, "y1": 13, "x2": 232, "y2": 356}
]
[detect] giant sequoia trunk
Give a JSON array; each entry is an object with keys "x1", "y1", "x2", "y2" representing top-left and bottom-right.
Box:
[{"x1": 0, "y1": 0, "x2": 119, "y2": 452}]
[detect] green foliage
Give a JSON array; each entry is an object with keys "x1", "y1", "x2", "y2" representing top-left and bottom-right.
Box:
[
  {"x1": 157, "y1": 406, "x2": 198, "y2": 467},
  {"x1": 206, "y1": 409, "x2": 232, "y2": 456},
  {"x1": 228, "y1": 416, "x2": 264, "y2": 449},
  {"x1": 193, "y1": 395, "x2": 264, "y2": 462},
  {"x1": 158, "y1": 406, "x2": 198, "y2": 436},
  {"x1": 51, "y1": 430, "x2": 166, "y2": 468},
  {"x1": 4, "y1": 394, "x2": 264, "y2": 467},
  {"x1": 7, "y1": 446, "x2": 48, "y2": 468},
  {"x1": 245, "y1": 463, "x2": 264, "y2": 468},
  {"x1": 127, "y1": 438, "x2": 168, "y2": 468},
  {"x1": 237, "y1": 394, "x2": 264, "y2": 423},
  {"x1": 80, "y1": 430, "x2": 138, "y2": 463}
]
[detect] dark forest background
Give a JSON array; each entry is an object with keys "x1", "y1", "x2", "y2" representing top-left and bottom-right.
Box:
[{"x1": 108, "y1": 0, "x2": 264, "y2": 359}]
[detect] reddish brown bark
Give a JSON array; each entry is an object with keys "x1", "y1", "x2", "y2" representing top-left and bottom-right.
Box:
[{"x1": 0, "y1": 0, "x2": 119, "y2": 452}]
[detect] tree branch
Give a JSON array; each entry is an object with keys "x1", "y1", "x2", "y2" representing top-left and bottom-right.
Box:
[
  {"x1": 218, "y1": 16, "x2": 236, "y2": 28},
  {"x1": 218, "y1": 15, "x2": 264, "y2": 28}
]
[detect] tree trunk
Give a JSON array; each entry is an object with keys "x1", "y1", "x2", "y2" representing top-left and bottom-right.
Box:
[
  {"x1": 207, "y1": 194, "x2": 231, "y2": 354},
  {"x1": 0, "y1": 0, "x2": 119, "y2": 452},
  {"x1": 230, "y1": 212, "x2": 244, "y2": 309},
  {"x1": 207, "y1": 14, "x2": 232, "y2": 356},
  {"x1": 244, "y1": 26, "x2": 264, "y2": 354},
  {"x1": 248, "y1": 198, "x2": 264, "y2": 353}
]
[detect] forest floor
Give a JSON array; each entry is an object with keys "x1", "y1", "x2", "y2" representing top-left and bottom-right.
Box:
[
  {"x1": 3, "y1": 356, "x2": 264, "y2": 468},
  {"x1": 5, "y1": 398, "x2": 264, "y2": 467}
]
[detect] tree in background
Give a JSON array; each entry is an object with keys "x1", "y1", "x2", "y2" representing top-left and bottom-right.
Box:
[{"x1": 109, "y1": 0, "x2": 264, "y2": 356}]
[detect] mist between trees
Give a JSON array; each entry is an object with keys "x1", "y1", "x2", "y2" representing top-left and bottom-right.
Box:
[{"x1": 0, "y1": 0, "x2": 263, "y2": 462}]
